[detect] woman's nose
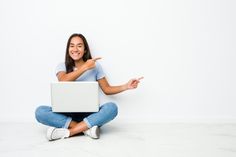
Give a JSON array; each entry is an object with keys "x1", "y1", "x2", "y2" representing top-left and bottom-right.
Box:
[{"x1": 73, "y1": 47, "x2": 78, "y2": 51}]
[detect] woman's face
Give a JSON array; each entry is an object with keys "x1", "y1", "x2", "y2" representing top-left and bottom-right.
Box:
[{"x1": 69, "y1": 36, "x2": 85, "y2": 61}]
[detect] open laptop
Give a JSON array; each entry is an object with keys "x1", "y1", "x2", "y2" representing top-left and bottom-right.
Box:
[{"x1": 51, "y1": 82, "x2": 99, "y2": 112}]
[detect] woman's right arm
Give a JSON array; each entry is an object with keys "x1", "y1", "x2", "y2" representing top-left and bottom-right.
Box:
[
  {"x1": 57, "y1": 57, "x2": 102, "y2": 81},
  {"x1": 56, "y1": 67, "x2": 87, "y2": 81}
]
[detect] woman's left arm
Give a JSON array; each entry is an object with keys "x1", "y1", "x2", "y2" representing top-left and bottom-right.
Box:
[{"x1": 98, "y1": 77, "x2": 143, "y2": 95}]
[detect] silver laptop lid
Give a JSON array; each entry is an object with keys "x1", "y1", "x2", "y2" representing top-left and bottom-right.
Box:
[{"x1": 51, "y1": 82, "x2": 99, "y2": 112}]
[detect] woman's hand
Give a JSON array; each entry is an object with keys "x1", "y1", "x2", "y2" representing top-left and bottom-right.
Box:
[
  {"x1": 126, "y1": 77, "x2": 144, "y2": 90},
  {"x1": 82, "y1": 57, "x2": 101, "y2": 71},
  {"x1": 98, "y1": 76, "x2": 143, "y2": 95}
]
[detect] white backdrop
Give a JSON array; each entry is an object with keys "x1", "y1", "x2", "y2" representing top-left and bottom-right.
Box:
[{"x1": 0, "y1": 0, "x2": 235, "y2": 122}]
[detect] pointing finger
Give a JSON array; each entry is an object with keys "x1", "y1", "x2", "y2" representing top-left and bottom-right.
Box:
[
  {"x1": 137, "y1": 76, "x2": 144, "y2": 81},
  {"x1": 92, "y1": 57, "x2": 102, "y2": 62}
]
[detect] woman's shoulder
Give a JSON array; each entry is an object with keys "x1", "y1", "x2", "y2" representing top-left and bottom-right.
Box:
[
  {"x1": 94, "y1": 62, "x2": 105, "y2": 79},
  {"x1": 56, "y1": 62, "x2": 65, "y2": 67},
  {"x1": 95, "y1": 62, "x2": 104, "y2": 70},
  {"x1": 95, "y1": 61, "x2": 102, "y2": 67},
  {"x1": 56, "y1": 62, "x2": 66, "y2": 68},
  {"x1": 55, "y1": 62, "x2": 66, "y2": 74}
]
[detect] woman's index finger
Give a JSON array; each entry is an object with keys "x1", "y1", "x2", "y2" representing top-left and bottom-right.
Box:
[{"x1": 92, "y1": 57, "x2": 102, "y2": 61}]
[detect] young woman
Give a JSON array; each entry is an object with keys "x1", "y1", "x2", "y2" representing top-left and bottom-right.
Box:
[{"x1": 35, "y1": 33, "x2": 143, "y2": 141}]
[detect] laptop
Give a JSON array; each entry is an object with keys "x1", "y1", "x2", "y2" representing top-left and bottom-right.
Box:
[{"x1": 51, "y1": 82, "x2": 99, "y2": 112}]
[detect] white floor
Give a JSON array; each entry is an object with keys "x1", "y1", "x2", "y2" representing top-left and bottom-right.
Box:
[{"x1": 1, "y1": 122, "x2": 236, "y2": 157}]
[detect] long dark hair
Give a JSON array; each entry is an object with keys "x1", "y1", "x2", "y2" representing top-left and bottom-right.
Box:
[{"x1": 65, "y1": 33, "x2": 92, "y2": 73}]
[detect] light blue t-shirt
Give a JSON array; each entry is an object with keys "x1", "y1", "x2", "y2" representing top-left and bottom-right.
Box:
[{"x1": 55, "y1": 62, "x2": 105, "y2": 81}]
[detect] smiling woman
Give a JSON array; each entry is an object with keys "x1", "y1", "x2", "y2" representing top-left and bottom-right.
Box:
[
  {"x1": 69, "y1": 38, "x2": 86, "y2": 60},
  {"x1": 35, "y1": 33, "x2": 143, "y2": 141},
  {"x1": 65, "y1": 34, "x2": 93, "y2": 73}
]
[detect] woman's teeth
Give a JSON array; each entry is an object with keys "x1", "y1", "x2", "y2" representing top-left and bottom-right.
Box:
[{"x1": 72, "y1": 52, "x2": 80, "y2": 55}]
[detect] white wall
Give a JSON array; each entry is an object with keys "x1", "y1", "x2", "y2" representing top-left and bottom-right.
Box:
[{"x1": 0, "y1": 0, "x2": 235, "y2": 122}]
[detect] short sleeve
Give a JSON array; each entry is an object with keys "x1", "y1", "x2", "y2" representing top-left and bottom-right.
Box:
[
  {"x1": 96, "y1": 62, "x2": 105, "y2": 80},
  {"x1": 55, "y1": 62, "x2": 66, "y2": 76}
]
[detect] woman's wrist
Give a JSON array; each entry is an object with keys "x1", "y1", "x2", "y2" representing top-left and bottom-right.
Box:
[{"x1": 122, "y1": 83, "x2": 128, "y2": 91}]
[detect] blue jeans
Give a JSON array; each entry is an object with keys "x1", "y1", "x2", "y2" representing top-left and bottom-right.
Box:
[{"x1": 35, "y1": 102, "x2": 118, "y2": 129}]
